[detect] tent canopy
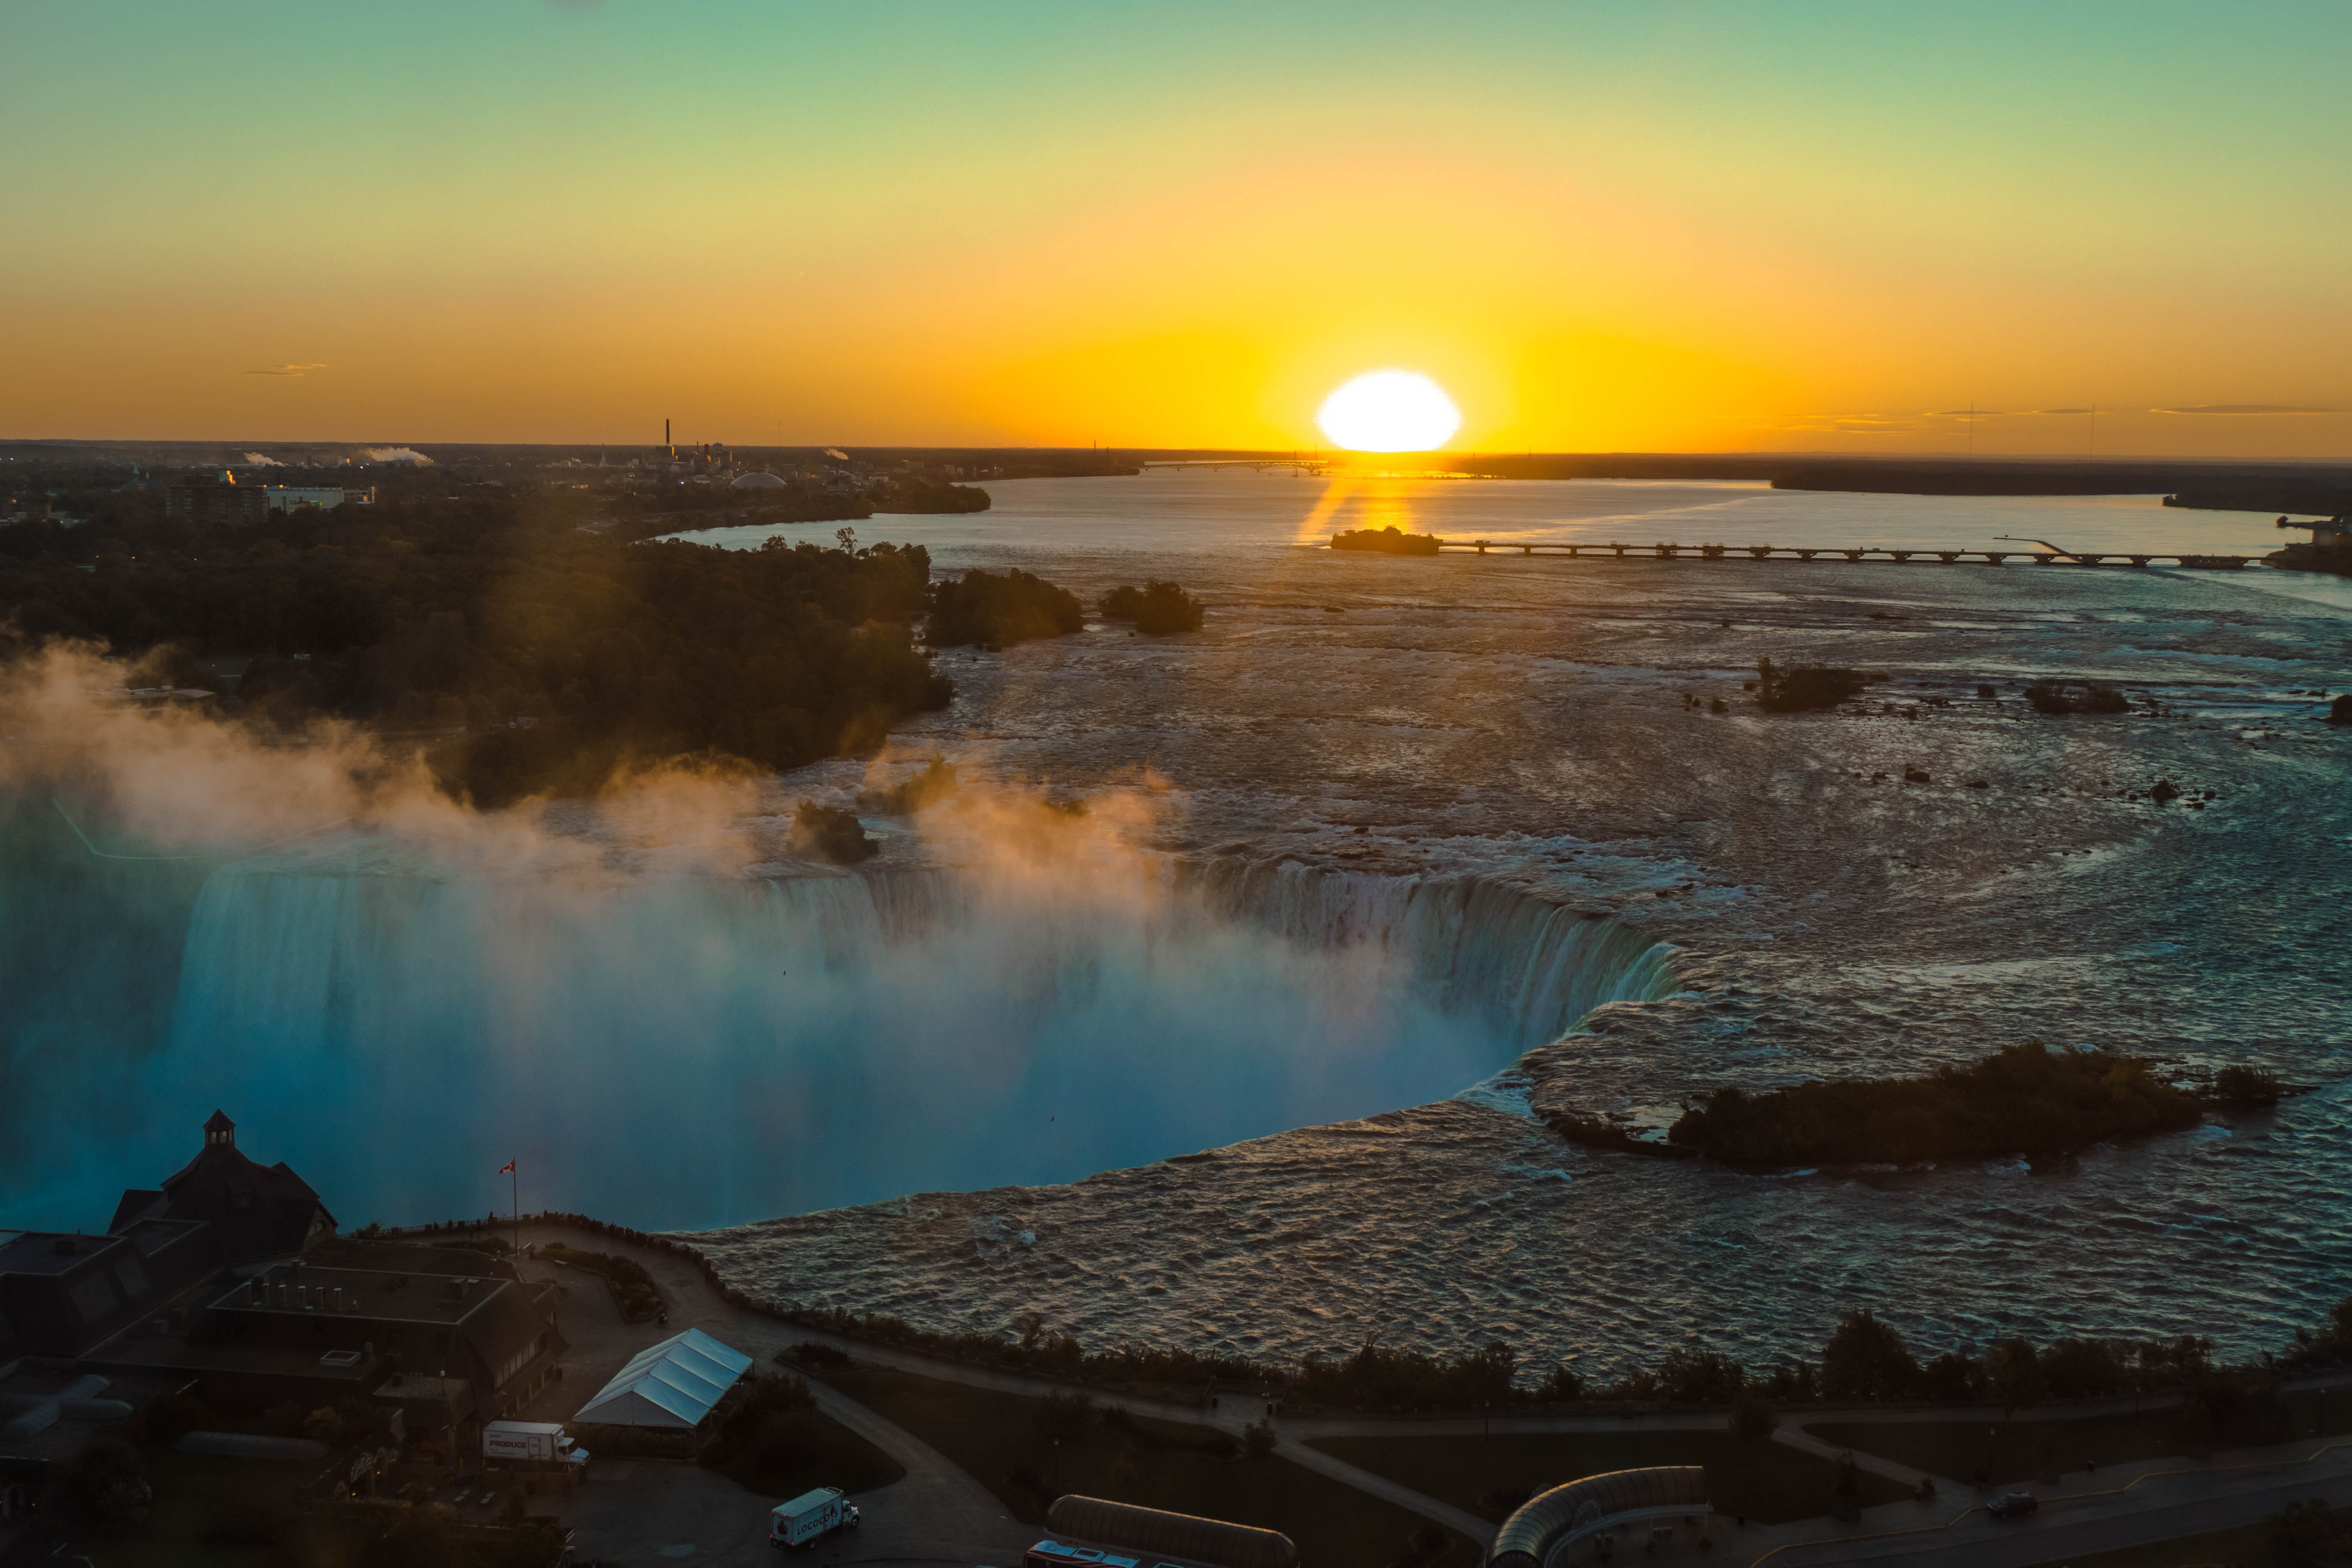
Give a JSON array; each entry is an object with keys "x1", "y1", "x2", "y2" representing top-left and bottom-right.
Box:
[{"x1": 574, "y1": 1327, "x2": 751, "y2": 1429}]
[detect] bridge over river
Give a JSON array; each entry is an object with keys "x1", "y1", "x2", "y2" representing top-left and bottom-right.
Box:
[{"x1": 1417, "y1": 536, "x2": 2256, "y2": 569}]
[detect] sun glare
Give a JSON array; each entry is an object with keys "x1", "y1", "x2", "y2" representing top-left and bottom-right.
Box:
[{"x1": 1316, "y1": 370, "x2": 1462, "y2": 453}]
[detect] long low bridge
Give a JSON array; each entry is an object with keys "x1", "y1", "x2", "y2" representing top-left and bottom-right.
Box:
[{"x1": 1424, "y1": 537, "x2": 2255, "y2": 568}]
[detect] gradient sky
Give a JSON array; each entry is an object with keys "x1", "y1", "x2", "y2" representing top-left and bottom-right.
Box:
[{"x1": 5, "y1": 1, "x2": 2350, "y2": 454}]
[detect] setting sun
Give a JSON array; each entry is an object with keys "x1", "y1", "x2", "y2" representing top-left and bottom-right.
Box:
[{"x1": 1315, "y1": 371, "x2": 1462, "y2": 453}]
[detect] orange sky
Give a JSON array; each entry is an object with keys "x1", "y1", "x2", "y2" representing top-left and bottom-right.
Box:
[{"x1": 4, "y1": 3, "x2": 2349, "y2": 455}]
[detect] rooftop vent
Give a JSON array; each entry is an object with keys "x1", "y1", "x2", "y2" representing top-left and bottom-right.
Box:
[{"x1": 320, "y1": 1350, "x2": 363, "y2": 1368}]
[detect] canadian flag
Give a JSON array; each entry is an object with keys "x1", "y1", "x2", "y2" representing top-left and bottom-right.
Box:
[{"x1": 498, "y1": 1160, "x2": 516, "y2": 1175}]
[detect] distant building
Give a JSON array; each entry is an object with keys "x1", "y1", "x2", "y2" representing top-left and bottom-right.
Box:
[
  {"x1": 162, "y1": 477, "x2": 372, "y2": 524},
  {"x1": 163, "y1": 475, "x2": 268, "y2": 526},
  {"x1": 265, "y1": 485, "x2": 374, "y2": 512}
]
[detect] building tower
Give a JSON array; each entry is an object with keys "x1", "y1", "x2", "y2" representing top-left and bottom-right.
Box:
[{"x1": 204, "y1": 1109, "x2": 236, "y2": 1149}]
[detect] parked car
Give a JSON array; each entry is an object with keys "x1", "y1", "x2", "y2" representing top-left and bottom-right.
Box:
[{"x1": 1988, "y1": 1492, "x2": 2040, "y2": 1520}]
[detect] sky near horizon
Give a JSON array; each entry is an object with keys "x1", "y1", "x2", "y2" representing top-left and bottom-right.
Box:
[{"x1": 5, "y1": 1, "x2": 2351, "y2": 456}]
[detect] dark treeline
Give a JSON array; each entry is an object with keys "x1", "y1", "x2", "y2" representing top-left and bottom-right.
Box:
[
  {"x1": 1101, "y1": 580, "x2": 1205, "y2": 634},
  {"x1": 926, "y1": 567, "x2": 1084, "y2": 647},
  {"x1": 1666, "y1": 1041, "x2": 2205, "y2": 1165},
  {"x1": 0, "y1": 490, "x2": 954, "y2": 805}
]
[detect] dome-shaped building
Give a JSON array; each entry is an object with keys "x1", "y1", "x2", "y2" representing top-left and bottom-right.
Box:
[{"x1": 729, "y1": 471, "x2": 787, "y2": 490}]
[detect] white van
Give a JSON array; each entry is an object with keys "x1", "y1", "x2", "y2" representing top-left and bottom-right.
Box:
[{"x1": 770, "y1": 1487, "x2": 860, "y2": 1549}]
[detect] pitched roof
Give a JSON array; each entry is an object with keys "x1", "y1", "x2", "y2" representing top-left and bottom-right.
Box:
[
  {"x1": 574, "y1": 1328, "x2": 750, "y2": 1429},
  {"x1": 150, "y1": 1141, "x2": 334, "y2": 1264}
]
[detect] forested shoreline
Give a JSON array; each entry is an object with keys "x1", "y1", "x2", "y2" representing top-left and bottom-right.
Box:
[{"x1": 0, "y1": 489, "x2": 954, "y2": 805}]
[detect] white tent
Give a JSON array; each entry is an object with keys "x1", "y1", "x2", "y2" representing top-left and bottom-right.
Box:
[{"x1": 574, "y1": 1327, "x2": 752, "y2": 1430}]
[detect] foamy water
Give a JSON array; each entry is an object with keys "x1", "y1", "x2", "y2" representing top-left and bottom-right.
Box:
[{"x1": 9, "y1": 471, "x2": 2348, "y2": 1379}]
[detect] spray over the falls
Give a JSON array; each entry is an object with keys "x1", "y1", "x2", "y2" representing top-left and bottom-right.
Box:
[{"x1": 0, "y1": 646, "x2": 1675, "y2": 1231}]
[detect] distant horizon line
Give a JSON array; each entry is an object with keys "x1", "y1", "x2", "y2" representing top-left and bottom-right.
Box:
[{"x1": 6, "y1": 437, "x2": 2352, "y2": 470}]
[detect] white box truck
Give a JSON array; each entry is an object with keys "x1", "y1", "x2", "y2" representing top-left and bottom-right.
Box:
[
  {"x1": 770, "y1": 1487, "x2": 860, "y2": 1549},
  {"x1": 482, "y1": 1420, "x2": 589, "y2": 1467}
]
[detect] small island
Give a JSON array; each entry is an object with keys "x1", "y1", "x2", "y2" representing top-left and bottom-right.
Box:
[
  {"x1": 1662, "y1": 1041, "x2": 2203, "y2": 1165},
  {"x1": 1331, "y1": 525, "x2": 1442, "y2": 555}
]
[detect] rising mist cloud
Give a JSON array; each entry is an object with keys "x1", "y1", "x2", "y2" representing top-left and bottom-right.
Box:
[{"x1": 245, "y1": 363, "x2": 327, "y2": 377}]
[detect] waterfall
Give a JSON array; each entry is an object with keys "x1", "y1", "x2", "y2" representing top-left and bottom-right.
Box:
[{"x1": 12, "y1": 855, "x2": 1674, "y2": 1233}]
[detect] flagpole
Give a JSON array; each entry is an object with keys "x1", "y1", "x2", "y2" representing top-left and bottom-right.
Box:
[{"x1": 512, "y1": 1161, "x2": 521, "y2": 1258}]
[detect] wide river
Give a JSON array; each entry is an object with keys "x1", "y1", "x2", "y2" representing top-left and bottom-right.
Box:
[{"x1": 7, "y1": 471, "x2": 2346, "y2": 1383}]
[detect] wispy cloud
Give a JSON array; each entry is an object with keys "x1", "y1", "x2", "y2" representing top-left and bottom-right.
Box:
[
  {"x1": 1768, "y1": 413, "x2": 1917, "y2": 434},
  {"x1": 2031, "y1": 407, "x2": 2096, "y2": 416},
  {"x1": 2150, "y1": 403, "x2": 2338, "y2": 416},
  {"x1": 245, "y1": 363, "x2": 327, "y2": 377},
  {"x1": 1924, "y1": 408, "x2": 2007, "y2": 420}
]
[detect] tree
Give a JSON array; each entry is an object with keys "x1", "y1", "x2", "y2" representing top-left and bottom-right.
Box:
[
  {"x1": 1820, "y1": 1311, "x2": 1920, "y2": 1402},
  {"x1": 1984, "y1": 1338, "x2": 2048, "y2": 1415},
  {"x1": 1657, "y1": 1346, "x2": 1746, "y2": 1403},
  {"x1": 1100, "y1": 581, "x2": 1205, "y2": 634},
  {"x1": 1730, "y1": 1390, "x2": 1779, "y2": 1443},
  {"x1": 1240, "y1": 1417, "x2": 1276, "y2": 1460}
]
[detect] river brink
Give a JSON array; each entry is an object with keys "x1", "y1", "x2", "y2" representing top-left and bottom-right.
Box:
[{"x1": 681, "y1": 475, "x2": 2352, "y2": 1381}]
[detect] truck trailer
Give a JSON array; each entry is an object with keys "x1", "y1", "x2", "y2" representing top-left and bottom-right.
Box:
[
  {"x1": 770, "y1": 1487, "x2": 860, "y2": 1549},
  {"x1": 482, "y1": 1420, "x2": 589, "y2": 1467}
]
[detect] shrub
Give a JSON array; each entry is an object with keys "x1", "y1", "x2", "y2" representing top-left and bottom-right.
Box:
[
  {"x1": 49, "y1": 1436, "x2": 152, "y2": 1530},
  {"x1": 927, "y1": 568, "x2": 1083, "y2": 647},
  {"x1": 1755, "y1": 656, "x2": 1866, "y2": 712},
  {"x1": 2024, "y1": 679, "x2": 2130, "y2": 715},
  {"x1": 1100, "y1": 581, "x2": 1206, "y2": 634},
  {"x1": 1983, "y1": 1338, "x2": 2049, "y2": 1411},
  {"x1": 541, "y1": 1243, "x2": 662, "y2": 1320},
  {"x1": 1031, "y1": 1389, "x2": 1097, "y2": 1443},
  {"x1": 2183, "y1": 1370, "x2": 2294, "y2": 1451},
  {"x1": 2212, "y1": 1065, "x2": 2282, "y2": 1105},
  {"x1": 2279, "y1": 1497, "x2": 2352, "y2": 1563},
  {"x1": 1239, "y1": 1417, "x2": 1276, "y2": 1461},
  {"x1": 303, "y1": 1405, "x2": 346, "y2": 1444},
  {"x1": 1730, "y1": 1391, "x2": 1779, "y2": 1443},
  {"x1": 1534, "y1": 1362, "x2": 1586, "y2": 1401},
  {"x1": 1294, "y1": 1340, "x2": 1516, "y2": 1411},
  {"x1": 784, "y1": 1340, "x2": 851, "y2": 1371},
  {"x1": 1657, "y1": 1346, "x2": 1746, "y2": 1403},
  {"x1": 790, "y1": 802, "x2": 877, "y2": 864}
]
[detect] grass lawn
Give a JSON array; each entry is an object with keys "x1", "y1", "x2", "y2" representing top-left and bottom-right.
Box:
[
  {"x1": 704, "y1": 1404, "x2": 903, "y2": 1499},
  {"x1": 1307, "y1": 1430, "x2": 1909, "y2": 1525},
  {"x1": 1812, "y1": 1390, "x2": 2352, "y2": 1489},
  {"x1": 817, "y1": 1363, "x2": 1482, "y2": 1568}
]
